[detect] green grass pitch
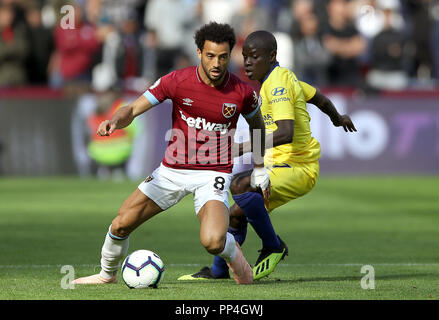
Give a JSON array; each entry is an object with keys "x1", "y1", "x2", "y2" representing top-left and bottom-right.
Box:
[{"x1": 0, "y1": 176, "x2": 438, "y2": 300}]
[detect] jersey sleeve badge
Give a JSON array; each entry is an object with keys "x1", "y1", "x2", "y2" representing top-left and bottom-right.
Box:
[{"x1": 252, "y1": 91, "x2": 261, "y2": 109}]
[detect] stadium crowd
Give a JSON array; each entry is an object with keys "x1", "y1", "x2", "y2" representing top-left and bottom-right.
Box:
[{"x1": 0, "y1": 0, "x2": 438, "y2": 92}]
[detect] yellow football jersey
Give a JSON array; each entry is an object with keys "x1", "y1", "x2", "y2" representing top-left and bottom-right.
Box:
[
  {"x1": 260, "y1": 63, "x2": 321, "y2": 165},
  {"x1": 299, "y1": 80, "x2": 317, "y2": 102}
]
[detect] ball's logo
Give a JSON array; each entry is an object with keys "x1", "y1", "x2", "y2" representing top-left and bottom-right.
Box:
[{"x1": 271, "y1": 87, "x2": 287, "y2": 96}]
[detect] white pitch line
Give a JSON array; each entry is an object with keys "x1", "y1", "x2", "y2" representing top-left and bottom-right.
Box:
[{"x1": 1, "y1": 263, "x2": 439, "y2": 269}]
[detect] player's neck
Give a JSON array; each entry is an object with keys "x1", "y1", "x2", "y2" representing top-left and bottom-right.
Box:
[
  {"x1": 259, "y1": 61, "x2": 279, "y2": 84},
  {"x1": 197, "y1": 65, "x2": 226, "y2": 87}
]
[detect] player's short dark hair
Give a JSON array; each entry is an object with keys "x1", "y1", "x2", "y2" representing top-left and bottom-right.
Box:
[
  {"x1": 194, "y1": 22, "x2": 236, "y2": 52},
  {"x1": 245, "y1": 30, "x2": 277, "y2": 54}
]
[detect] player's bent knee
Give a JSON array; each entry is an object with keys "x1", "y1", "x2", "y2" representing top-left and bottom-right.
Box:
[
  {"x1": 230, "y1": 175, "x2": 252, "y2": 195},
  {"x1": 201, "y1": 235, "x2": 226, "y2": 255}
]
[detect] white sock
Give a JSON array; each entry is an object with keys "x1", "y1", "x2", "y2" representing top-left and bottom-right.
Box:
[
  {"x1": 217, "y1": 232, "x2": 237, "y2": 263},
  {"x1": 99, "y1": 226, "x2": 129, "y2": 279}
]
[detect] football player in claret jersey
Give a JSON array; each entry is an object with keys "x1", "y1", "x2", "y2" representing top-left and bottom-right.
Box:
[
  {"x1": 179, "y1": 30, "x2": 357, "y2": 281},
  {"x1": 72, "y1": 22, "x2": 271, "y2": 285}
]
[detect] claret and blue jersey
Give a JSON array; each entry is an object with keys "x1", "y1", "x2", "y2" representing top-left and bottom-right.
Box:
[{"x1": 143, "y1": 66, "x2": 261, "y2": 173}]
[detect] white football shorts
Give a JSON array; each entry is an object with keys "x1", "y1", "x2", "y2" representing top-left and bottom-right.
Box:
[{"x1": 138, "y1": 163, "x2": 232, "y2": 214}]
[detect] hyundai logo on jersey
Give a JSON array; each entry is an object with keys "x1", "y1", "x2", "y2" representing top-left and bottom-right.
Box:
[{"x1": 271, "y1": 87, "x2": 287, "y2": 96}]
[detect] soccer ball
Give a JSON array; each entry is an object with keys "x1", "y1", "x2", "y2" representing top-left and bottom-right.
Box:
[{"x1": 121, "y1": 250, "x2": 165, "y2": 289}]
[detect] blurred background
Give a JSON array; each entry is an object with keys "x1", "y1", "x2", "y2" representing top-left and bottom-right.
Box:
[
  {"x1": 1, "y1": 1, "x2": 438, "y2": 300},
  {"x1": 0, "y1": 0, "x2": 438, "y2": 178}
]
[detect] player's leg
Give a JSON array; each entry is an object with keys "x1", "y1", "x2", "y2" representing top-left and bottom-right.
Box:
[
  {"x1": 177, "y1": 170, "x2": 252, "y2": 283},
  {"x1": 267, "y1": 161, "x2": 319, "y2": 212},
  {"x1": 231, "y1": 170, "x2": 289, "y2": 280},
  {"x1": 231, "y1": 171, "x2": 281, "y2": 250},
  {"x1": 178, "y1": 202, "x2": 246, "y2": 280},
  {"x1": 197, "y1": 200, "x2": 253, "y2": 284},
  {"x1": 250, "y1": 161, "x2": 319, "y2": 279},
  {"x1": 179, "y1": 170, "x2": 283, "y2": 281},
  {"x1": 73, "y1": 164, "x2": 185, "y2": 285},
  {"x1": 206, "y1": 148, "x2": 253, "y2": 278},
  {"x1": 101, "y1": 189, "x2": 163, "y2": 277},
  {"x1": 73, "y1": 189, "x2": 163, "y2": 284},
  {"x1": 207, "y1": 204, "x2": 247, "y2": 278}
]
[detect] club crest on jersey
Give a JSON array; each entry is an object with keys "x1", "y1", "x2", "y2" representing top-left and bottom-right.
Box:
[{"x1": 222, "y1": 103, "x2": 237, "y2": 118}]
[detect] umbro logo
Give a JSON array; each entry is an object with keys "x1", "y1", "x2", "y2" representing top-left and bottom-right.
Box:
[{"x1": 182, "y1": 98, "x2": 194, "y2": 106}]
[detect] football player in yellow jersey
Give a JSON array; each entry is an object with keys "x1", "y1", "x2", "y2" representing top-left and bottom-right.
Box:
[{"x1": 179, "y1": 31, "x2": 356, "y2": 281}]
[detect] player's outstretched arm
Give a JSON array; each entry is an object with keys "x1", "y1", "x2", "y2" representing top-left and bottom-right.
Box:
[
  {"x1": 97, "y1": 95, "x2": 153, "y2": 136},
  {"x1": 308, "y1": 91, "x2": 357, "y2": 133}
]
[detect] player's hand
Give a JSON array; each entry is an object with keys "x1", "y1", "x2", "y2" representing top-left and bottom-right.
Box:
[
  {"x1": 97, "y1": 120, "x2": 117, "y2": 136},
  {"x1": 333, "y1": 114, "x2": 357, "y2": 132},
  {"x1": 250, "y1": 167, "x2": 271, "y2": 202}
]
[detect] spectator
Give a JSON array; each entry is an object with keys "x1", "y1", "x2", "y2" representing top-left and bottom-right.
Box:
[
  {"x1": 0, "y1": 3, "x2": 29, "y2": 86},
  {"x1": 274, "y1": 31, "x2": 295, "y2": 70},
  {"x1": 309, "y1": 0, "x2": 329, "y2": 30},
  {"x1": 86, "y1": 89, "x2": 139, "y2": 180},
  {"x1": 50, "y1": 3, "x2": 101, "y2": 88},
  {"x1": 179, "y1": 0, "x2": 204, "y2": 65},
  {"x1": 289, "y1": 0, "x2": 315, "y2": 40},
  {"x1": 354, "y1": 0, "x2": 404, "y2": 39},
  {"x1": 201, "y1": 0, "x2": 242, "y2": 25},
  {"x1": 257, "y1": 0, "x2": 287, "y2": 31},
  {"x1": 322, "y1": 0, "x2": 367, "y2": 87},
  {"x1": 432, "y1": 0, "x2": 439, "y2": 79},
  {"x1": 401, "y1": 0, "x2": 434, "y2": 81},
  {"x1": 354, "y1": 0, "x2": 382, "y2": 39},
  {"x1": 144, "y1": 0, "x2": 197, "y2": 77},
  {"x1": 294, "y1": 12, "x2": 331, "y2": 85},
  {"x1": 366, "y1": 0, "x2": 409, "y2": 90},
  {"x1": 230, "y1": 0, "x2": 272, "y2": 74},
  {"x1": 24, "y1": 2, "x2": 54, "y2": 85},
  {"x1": 114, "y1": 10, "x2": 145, "y2": 91},
  {"x1": 230, "y1": 0, "x2": 272, "y2": 34},
  {"x1": 98, "y1": 0, "x2": 144, "y2": 27}
]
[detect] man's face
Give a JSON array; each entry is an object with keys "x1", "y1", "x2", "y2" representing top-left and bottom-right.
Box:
[
  {"x1": 198, "y1": 40, "x2": 231, "y2": 84},
  {"x1": 242, "y1": 41, "x2": 273, "y2": 82},
  {"x1": 0, "y1": 6, "x2": 14, "y2": 29}
]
